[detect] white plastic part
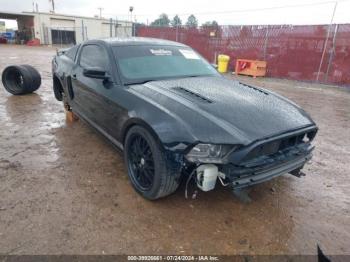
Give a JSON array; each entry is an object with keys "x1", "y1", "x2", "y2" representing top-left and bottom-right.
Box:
[
  {"x1": 218, "y1": 172, "x2": 230, "y2": 186},
  {"x1": 196, "y1": 164, "x2": 219, "y2": 191}
]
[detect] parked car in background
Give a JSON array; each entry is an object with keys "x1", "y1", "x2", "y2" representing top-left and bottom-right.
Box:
[
  {"x1": 52, "y1": 37, "x2": 318, "y2": 200},
  {"x1": 0, "y1": 36, "x2": 7, "y2": 44}
]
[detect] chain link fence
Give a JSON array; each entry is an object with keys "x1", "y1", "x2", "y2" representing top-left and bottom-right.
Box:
[{"x1": 137, "y1": 24, "x2": 350, "y2": 86}]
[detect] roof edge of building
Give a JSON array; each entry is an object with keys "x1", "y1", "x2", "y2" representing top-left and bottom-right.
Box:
[{"x1": 22, "y1": 11, "x2": 131, "y2": 23}]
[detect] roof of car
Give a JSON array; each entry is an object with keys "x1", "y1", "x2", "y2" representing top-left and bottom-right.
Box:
[{"x1": 96, "y1": 37, "x2": 188, "y2": 47}]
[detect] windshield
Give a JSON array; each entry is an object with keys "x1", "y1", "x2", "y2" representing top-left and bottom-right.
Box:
[{"x1": 112, "y1": 45, "x2": 219, "y2": 84}]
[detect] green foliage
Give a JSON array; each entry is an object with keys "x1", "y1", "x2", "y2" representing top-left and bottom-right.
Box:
[
  {"x1": 171, "y1": 15, "x2": 182, "y2": 27},
  {"x1": 202, "y1": 20, "x2": 219, "y2": 28},
  {"x1": 150, "y1": 13, "x2": 170, "y2": 27},
  {"x1": 186, "y1": 14, "x2": 198, "y2": 28}
]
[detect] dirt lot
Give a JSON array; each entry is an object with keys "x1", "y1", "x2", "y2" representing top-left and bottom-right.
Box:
[{"x1": 0, "y1": 45, "x2": 349, "y2": 255}]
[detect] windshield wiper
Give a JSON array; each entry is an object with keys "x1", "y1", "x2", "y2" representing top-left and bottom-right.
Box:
[{"x1": 185, "y1": 74, "x2": 215, "y2": 78}]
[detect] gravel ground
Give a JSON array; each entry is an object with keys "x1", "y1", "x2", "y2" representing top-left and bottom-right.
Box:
[{"x1": 0, "y1": 45, "x2": 349, "y2": 255}]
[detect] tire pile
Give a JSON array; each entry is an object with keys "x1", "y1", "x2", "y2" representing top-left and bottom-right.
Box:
[{"x1": 1, "y1": 65, "x2": 41, "y2": 95}]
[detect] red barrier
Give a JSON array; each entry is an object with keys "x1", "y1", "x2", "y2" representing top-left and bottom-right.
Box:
[
  {"x1": 137, "y1": 24, "x2": 350, "y2": 86},
  {"x1": 27, "y1": 38, "x2": 41, "y2": 46}
]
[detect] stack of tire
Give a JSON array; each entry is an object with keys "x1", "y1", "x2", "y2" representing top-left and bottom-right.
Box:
[{"x1": 1, "y1": 65, "x2": 41, "y2": 95}]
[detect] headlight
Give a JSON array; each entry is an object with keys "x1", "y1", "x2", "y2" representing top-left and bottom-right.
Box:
[{"x1": 185, "y1": 144, "x2": 237, "y2": 163}]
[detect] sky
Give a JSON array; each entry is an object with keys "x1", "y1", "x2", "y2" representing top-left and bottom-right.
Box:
[{"x1": 1, "y1": 0, "x2": 350, "y2": 29}]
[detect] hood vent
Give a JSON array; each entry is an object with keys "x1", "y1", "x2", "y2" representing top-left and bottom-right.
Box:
[
  {"x1": 239, "y1": 82, "x2": 269, "y2": 95},
  {"x1": 172, "y1": 86, "x2": 213, "y2": 103}
]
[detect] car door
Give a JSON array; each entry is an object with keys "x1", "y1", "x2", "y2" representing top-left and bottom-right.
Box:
[
  {"x1": 70, "y1": 43, "x2": 129, "y2": 147},
  {"x1": 70, "y1": 44, "x2": 112, "y2": 126}
]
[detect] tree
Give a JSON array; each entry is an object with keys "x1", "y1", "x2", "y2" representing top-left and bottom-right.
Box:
[
  {"x1": 202, "y1": 20, "x2": 219, "y2": 28},
  {"x1": 150, "y1": 13, "x2": 170, "y2": 27},
  {"x1": 186, "y1": 14, "x2": 198, "y2": 28},
  {"x1": 171, "y1": 15, "x2": 182, "y2": 27},
  {"x1": 201, "y1": 20, "x2": 221, "y2": 38},
  {"x1": 211, "y1": 20, "x2": 219, "y2": 28}
]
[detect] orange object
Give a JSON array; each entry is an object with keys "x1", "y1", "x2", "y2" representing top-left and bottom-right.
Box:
[
  {"x1": 235, "y1": 59, "x2": 267, "y2": 77},
  {"x1": 66, "y1": 110, "x2": 79, "y2": 123}
]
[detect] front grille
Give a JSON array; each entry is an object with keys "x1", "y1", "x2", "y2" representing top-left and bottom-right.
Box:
[{"x1": 243, "y1": 131, "x2": 316, "y2": 161}]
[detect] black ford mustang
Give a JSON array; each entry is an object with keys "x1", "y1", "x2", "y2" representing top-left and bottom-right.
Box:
[{"x1": 52, "y1": 37, "x2": 318, "y2": 200}]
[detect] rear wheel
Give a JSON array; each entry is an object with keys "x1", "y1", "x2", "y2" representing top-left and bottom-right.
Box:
[
  {"x1": 124, "y1": 125, "x2": 180, "y2": 200},
  {"x1": 53, "y1": 75, "x2": 63, "y2": 101}
]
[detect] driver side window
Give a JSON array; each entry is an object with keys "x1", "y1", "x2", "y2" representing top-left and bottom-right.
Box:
[{"x1": 79, "y1": 45, "x2": 108, "y2": 70}]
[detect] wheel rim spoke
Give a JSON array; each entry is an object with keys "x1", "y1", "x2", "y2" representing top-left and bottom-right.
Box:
[
  {"x1": 143, "y1": 170, "x2": 153, "y2": 184},
  {"x1": 127, "y1": 134, "x2": 155, "y2": 190}
]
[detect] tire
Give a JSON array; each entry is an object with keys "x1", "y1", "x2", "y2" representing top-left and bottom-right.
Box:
[
  {"x1": 20, "y1": 65, "x2": 41, "y2": 93},
  {"x1": 53, "y1": 75, "x2": 63, "y2": 101},
  {"x1": 124, "y1": 125, "x2": 180, "y2": 200},
  {"x1": 1, "y1": 65, "x2": 41, "y2": 95}
]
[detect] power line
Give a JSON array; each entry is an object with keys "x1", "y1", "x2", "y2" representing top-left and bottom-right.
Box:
[
  {"x1": 316, "y1": 1, "x2": 338, "y2": 81},
  {"x1": 103, "y1": 0, "x2": 345, "y2": 18}
]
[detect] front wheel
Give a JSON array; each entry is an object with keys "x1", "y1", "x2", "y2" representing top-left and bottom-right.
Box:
[{"x1": 124, "y1": 125, "x2": 180, "y2": 200}]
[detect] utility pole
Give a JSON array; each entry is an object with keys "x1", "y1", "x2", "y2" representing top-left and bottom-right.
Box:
[
  {"x1": 49, "y1": 0, "x2": 55, "y2": 13},
  {"x1": 129, "y1": 6, "x2": 134, "y2": 22},
  {"x1": 97, "y1": 7, "x2": 103, "y2": 19},
  {"x1": 129, "y1": 6, "x2": 134, "y2": 36},
  {"x1": 109, "y1": 18, "x2": 113, "y2": 37},
  {"x1": 115, "y1": 16, "x2": 118, "y2": 37}
]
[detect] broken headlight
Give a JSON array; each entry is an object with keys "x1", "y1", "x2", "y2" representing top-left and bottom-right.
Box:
[{"x1": 185, "y1": 144, "x2": 237, "y2": 164}]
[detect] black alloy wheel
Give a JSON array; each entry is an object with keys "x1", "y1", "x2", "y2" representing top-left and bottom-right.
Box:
[
  {"x1": 127, "y1": 134, "x2": 155, "y2": 190},
  {"x1": 124, "y1": 125, "x2": 181, "y2": 200}
]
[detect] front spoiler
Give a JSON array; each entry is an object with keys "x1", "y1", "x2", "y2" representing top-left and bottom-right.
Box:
[{"x1": 230, "y1": 153, "x2": 312, "y2": 189}]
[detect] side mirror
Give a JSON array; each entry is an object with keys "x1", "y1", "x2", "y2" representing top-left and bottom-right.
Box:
[{"x1": 83, "y1": 67, "x2": 109, "y2": 80}]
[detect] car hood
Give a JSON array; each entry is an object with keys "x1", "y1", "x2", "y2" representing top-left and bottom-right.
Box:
[{"x1": 130, "y1": 76, "x2": 315, "y2": 145}]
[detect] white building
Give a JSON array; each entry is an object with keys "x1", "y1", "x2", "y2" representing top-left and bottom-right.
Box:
[
  {"x1": 0, "y1": 21, "x2": 5, "y2": 33},
  {"x1": 0, "y1": 11, "x2": 133, "y2": 45}
]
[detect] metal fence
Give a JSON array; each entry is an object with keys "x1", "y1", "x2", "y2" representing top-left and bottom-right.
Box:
[{"x1": 137, "y1": 24, "x2": 350, "y2": 86}]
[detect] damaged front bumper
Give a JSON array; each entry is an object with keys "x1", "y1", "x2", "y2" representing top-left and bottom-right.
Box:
[
  {"x1": 193, "y1": 146, "x2": 313, "y2": 192},
  {"x1": 223, "y1": 151, "x2": 312, "y2": 189},
  {"x1": 219, "y1": 141, "x2": 314, "y2": 189},
  {"x1": 174, "y1": 126, "x2": 317, "y2": 194},
  {"x1": 192, "y1": 139, "x2": 315, "y2": 192}
]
